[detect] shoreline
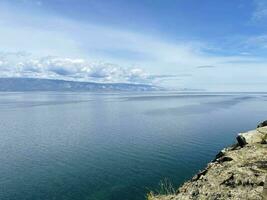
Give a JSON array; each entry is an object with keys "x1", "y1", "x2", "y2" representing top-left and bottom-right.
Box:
[{"x1": 150, "y1": 122, "x2": 267, "y2": 200}]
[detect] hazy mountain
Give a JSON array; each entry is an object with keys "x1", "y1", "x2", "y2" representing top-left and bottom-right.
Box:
[{"x1": 0, "y1": 78, "x2": 161, "y2": 92}]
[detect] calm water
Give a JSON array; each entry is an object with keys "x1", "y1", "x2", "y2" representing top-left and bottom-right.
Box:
[{"x1": 0, "y1": 92, "x2": 267, "y2": 200}]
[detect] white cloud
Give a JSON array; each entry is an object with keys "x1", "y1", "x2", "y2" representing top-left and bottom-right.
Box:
[
  {"x1": 0, "y1": 2, "x2": 258, "y2": 72},
  {"x1": 1, "y1": 1, "x2": 267, "y2": 91},
  {"x1": 0, "y1": 53, "x2": 177, "y2": 84}
]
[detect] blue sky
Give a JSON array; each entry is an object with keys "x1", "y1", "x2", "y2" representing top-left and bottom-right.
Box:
[{"x1": 0, "y1": 0, "x2": 267, "y2": 91}]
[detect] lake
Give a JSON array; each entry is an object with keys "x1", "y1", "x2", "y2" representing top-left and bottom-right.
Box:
[{"x1": 0, "y1": 92, "x2": 266, "y2": 200}]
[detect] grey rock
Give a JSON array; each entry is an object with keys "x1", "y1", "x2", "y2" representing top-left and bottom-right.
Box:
[
  {"x1": 236, "y1": 135, "x2": 247, "y2": 147},
  {"x1": 257, "y1": 120, "x2": 267, "y2": 128}
]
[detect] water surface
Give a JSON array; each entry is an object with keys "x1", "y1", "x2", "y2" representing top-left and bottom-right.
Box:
[{"x1": 0, "y1": 92, "x2": 267, "y2": 200}]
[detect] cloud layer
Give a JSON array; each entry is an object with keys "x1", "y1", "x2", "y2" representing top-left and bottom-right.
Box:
[
  {"x1": 0, "y1": 1, "x2": 267, "y2": 91},
  {"x1": 0, "y1": 52, "x2": 177, "y2": 84}
]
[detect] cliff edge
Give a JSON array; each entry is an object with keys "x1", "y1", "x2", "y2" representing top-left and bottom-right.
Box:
[{"x1": 150, "y1": 121, "x2": 267, "y2": 200}]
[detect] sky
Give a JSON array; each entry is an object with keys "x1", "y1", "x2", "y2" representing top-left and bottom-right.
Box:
[{"x1": 0, "y1": 0, "x2": 267, "y2": 91}]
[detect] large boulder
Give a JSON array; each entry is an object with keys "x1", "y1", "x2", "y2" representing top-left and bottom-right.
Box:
[{"x1": 257, "y1": 120, "x2": 267, "y2": 128}]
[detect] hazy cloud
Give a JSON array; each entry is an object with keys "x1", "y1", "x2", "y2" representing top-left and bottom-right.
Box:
[
  {"x1": 244, "y1": 35, "x2": 267, "y2": 49},
  {"x1": 196, "y1": 65, "x2": 216, "y2": 69}
]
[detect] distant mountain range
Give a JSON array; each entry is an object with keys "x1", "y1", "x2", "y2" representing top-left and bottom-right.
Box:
[{"x1": 0, "y1": 78, "x2": 162, "y2": 92}]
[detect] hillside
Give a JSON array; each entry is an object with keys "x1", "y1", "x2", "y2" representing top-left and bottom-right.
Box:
[
  {"x1": 0, "y1": 78, "x2": 160, "y2": 92},
  {"x1": 149, "y1": 122, "x2": 267, "y2": 200}
]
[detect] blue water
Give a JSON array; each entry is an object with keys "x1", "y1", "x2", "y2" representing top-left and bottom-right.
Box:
[{"x1": 0, "y1": 92, "x2": 266, "y2": 200}]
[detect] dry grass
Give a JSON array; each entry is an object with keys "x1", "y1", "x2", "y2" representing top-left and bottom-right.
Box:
[{"x1": 147, "y1": 178, "x2": 176, "y2": 200}]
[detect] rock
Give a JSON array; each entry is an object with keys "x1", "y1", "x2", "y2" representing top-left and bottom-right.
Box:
[
  {"x1": 236, "y1": 135, "x2": 247, "y2": 147},
  {"x1": 237, "y1": 128, "x2": 267, "y2": 146},
  {"x1": 217, "y1": 156, "x2": 233, "y2": 163},
  {"x1": 258, "y1": 127, "x2": 267, "y2": 143},
  {"x1": 191, "y1": 189, "x2": 199, "y2": 196},
  {"x1": 212, "y1": 149, "x2": 226, "y2": 162},
  {"x1": 257, "y1": 120, "x2": 267, "y2": 128},
  {"x1": 191, "y1": 168, "x2": 208, "y2": 181},
  {"x1": 254, "y1": 161, "x2": 267, "y2": 170}
]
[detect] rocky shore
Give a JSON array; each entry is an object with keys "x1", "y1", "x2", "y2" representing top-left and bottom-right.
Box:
[{"x1": 150, "y1": 121, "x2": 267, "y2": 200}]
